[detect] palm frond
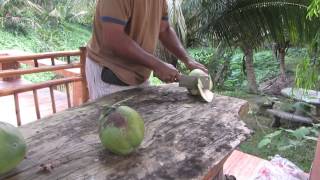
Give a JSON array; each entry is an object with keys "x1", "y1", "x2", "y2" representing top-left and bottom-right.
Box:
[{"x1": 191, "y1": 0, "x2": 319, "y2": 49}]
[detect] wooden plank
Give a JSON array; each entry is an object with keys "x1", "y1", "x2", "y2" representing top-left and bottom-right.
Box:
[
  {"x1": 1, "y1": 84, "x2": 251, "y2": 180},
  {"x1": 33, "y1": 89, "x2": 41, "y2": 119},
  {"x1": 0, "y1": 63, "x2": 82, "y2": 78},
  {"x1": 224, "y1": 150, "x2": 269, "y2": 180},
  {"x1": 49, "y1": 86, "x2": 57, "y2": 114},
  {"x1": 0, "y1": 77, "x2": 82, "y2": 96},
  {"x1": 0, "y1": 50, "x2": 81, "y2": 64},
  {"x1": 13, "y1": 93, "x2": 21, "y2": 126}
]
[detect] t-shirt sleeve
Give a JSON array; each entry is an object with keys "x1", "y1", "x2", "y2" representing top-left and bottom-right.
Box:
[
  {"x1": 98, "y1": 0, "x2": 132, "y2": 26},
  {"x1": 162, "y1": 0, "x2": 169, "y2": 21}
]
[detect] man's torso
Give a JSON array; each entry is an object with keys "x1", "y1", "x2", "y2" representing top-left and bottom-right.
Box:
[{"x1": 87, "y1": 0, "x2": 168, "y2": 85}]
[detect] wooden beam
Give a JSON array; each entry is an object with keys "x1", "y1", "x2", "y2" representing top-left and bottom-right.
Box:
[
  {"x1": 0, "y1": 63, "x2": 82, "y2": 78},
  {"x1": 0, "y1": 50, "x2": 81, "y2": 64},
  {"x1": 0, "y1": 77, "x2": 82, "y2": 96}
]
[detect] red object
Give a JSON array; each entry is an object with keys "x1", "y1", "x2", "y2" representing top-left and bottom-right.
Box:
[{"x1": 310, "y1": 136, "x2": 320, "y2": 180}]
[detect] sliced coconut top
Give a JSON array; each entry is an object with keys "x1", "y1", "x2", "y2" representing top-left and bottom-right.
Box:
[{"x1": 197, "y1": 78, "x2": 214, "y2": 103}]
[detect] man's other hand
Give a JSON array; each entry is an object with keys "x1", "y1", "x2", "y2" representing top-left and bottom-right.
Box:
[
  {"x1": 154, "y1": 62, "x2": 180, "y2": 83},
  {"x1": 185, "y1": 58, "x2": 208, "y2": 74}
]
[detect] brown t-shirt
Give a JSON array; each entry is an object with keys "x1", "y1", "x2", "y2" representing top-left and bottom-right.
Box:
[{"x1": 87, "y1": 0, "x2": 168, "y2": 85}]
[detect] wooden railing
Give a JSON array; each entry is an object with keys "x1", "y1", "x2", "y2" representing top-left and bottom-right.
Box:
[{"x1": 0, "y1": 47, "x2": 88, "y2": 126}]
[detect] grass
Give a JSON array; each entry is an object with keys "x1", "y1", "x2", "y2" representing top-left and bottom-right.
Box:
[
  {"x1": 229, "y1": 93, "x2": 318, "y2": 172},
  {"x1": 239, "y1": 128, "x2": 316, "y2": 172}
]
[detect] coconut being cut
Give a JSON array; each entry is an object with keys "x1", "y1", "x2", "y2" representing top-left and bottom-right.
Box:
[{"x1": 179, "y1": 69, "x2": 214, "y2": 103}]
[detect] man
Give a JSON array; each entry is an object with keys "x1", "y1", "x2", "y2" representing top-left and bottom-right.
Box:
[{"x1": 86, "y1": 0, "x2": 207, "y2": 100}]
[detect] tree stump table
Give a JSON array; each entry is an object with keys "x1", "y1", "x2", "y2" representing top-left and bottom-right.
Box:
[{"x1": 1, "y1": 84, "x2": 251, "y2": 180}]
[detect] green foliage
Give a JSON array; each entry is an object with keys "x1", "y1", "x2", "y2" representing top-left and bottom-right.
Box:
[
  {"x1": 0, "y1": 22, "x2": 90, "y2": 53},
  {"x1": 149, "y1": 72, "x2": 163, "y2": 86},
  {"x1": 22, "y1": 72, "x2": 57, "y2": 83},
  {"x1": 177, "y1": 48, "x2": 214, "y2": 74},
  {"x1": 240, "y1": 128, "x2": 316, "y2": 171},
  {"x1": 295, "y1": 58, "x2": 320, "y2": 90},
  {"x1": 224, "y1": 50, "x2": 280, "y2": 90},
  {"x1": 258, "y1": 125, "x2": 320, "y2": 151},
  {"x1": 20, "y1": 64, "x2": 56, "y2": 83},
  {"x1": 0, "y1": 0, "x2": 44, "y2": 35},
  {"x1": 184, "y1": 48, "x2": 301, "y2": 91},
  {"x1": 307, "y1": 0, "x2": 320, "y2": 19},
  {"x1": 188, "y1": 48, "x2": 214, "y2": 67}
]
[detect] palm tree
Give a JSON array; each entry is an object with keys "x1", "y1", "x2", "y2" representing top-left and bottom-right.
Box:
[{"x1": 185, "y1": 0, "x2": 319, "y2": 93}]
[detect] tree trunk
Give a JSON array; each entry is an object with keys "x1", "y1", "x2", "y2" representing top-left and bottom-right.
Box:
[
  {"x1": 213, "y1": 59, "x2": 231, "y2": 88},
  {"x1": 271, "y1": 42, "x2": 279, "y2": 61},
  {"x1": 242, "y1": 47, "x2": 258, "y2": 94},
  {"x1": 279, "y1": 47, "x2": 286, "y2": 80},
  {"x1": 155, "y1": 0, "x2": 187, "y2": 67}
]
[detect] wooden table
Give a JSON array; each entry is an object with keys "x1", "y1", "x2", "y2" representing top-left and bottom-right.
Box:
[{"x1": 1, "y1": 84, "x2": 251, "y2": 180}]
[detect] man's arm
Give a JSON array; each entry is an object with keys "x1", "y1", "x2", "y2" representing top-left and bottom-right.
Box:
[
  {"x1": 102, "y1": 23, "x2": 179, "y2": 83},
  {"x1": 159, "y1": 20, "x2": 208, "y2": 73}
]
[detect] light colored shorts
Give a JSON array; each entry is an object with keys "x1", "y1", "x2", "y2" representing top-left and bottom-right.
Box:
[{"x1": 85, "y1": 56, "x2": 149, "y2": 101}]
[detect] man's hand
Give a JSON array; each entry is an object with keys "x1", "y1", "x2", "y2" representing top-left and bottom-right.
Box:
[
  {"x1": 153, "y1": 61, "x2": 180, "y2": 83},
  {"x1": 185, "y1": 58, "x2": 208, "y2": 74}
]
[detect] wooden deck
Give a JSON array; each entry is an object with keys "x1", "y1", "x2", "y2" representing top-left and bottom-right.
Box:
[
  {"x1": 224, "y1": 150, "x2": 310, "y2": 179},
  {"x1": 0, "y1": 79, "x2": 69, "y2": 126},
  {"x1": 224, "y1": 150, "x2": 270, "y2": 179}
]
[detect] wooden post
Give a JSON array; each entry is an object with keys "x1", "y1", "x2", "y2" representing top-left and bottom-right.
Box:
[
  {"x1": 65, "y1": 83, "x2": 72, "y2": 108},
  {"x1": 49, "y1": 86, "x2": 57, "y2": 113},
  {"x1": 13, "y1": 93, "x2": 21, "y2": 126},
  {"x1": 34, "y1": 59, "x2": 39, "y2": 67},
  {"x1": 33, "y1": 89, "x2": 41, "y2": 119},
  {"x1": 51, "y1": 57, "x2": 55, "y2": 66},
  {"x1": 79, "y1": 47, "x2": 89, "y2": 103}
]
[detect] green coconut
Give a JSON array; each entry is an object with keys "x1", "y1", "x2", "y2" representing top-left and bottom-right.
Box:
[
  {"x1": 99, "y1": 106, "x2": 145, "y2": 155},
  {"x1": 0, "y1": 122, "x2": 27, "y2": 174},
  {"x1": 188, "y1": 69, "x2": 213, "y2": 95}
]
